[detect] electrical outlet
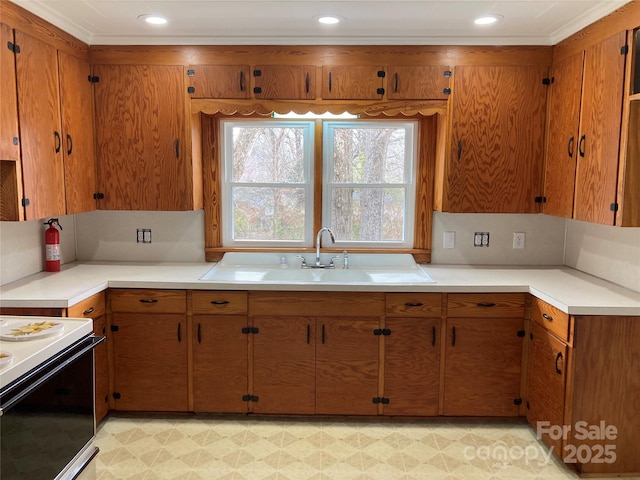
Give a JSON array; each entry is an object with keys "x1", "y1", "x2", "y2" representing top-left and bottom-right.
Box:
[
  {"x1": 137, "y1": 228, "x2": 152, "y2": 244},
  {"x1": 513, "y1": 232, "x2": 525, "y2": 249},
  {"x1": 443, "y1": 231, "x2": 455, "y2": 249},
  {"x1": 136, "y1": 228, "x2": 144, "y2": 243},
  {"x1": 474, "y1": 232, "x2": 490, "y2": 247}
]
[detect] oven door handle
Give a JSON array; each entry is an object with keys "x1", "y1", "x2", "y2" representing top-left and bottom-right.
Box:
[{"x1": 0, "y1": 335, "x2": 105, "y2": 416}]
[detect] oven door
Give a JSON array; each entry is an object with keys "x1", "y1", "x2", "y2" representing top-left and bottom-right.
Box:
[{"x1": 0, "y1": 335, "x2": 104, "y2": 480}]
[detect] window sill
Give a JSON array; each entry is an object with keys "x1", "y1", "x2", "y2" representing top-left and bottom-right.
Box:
[{"x1": 205, "y1": 247, "x2": 431, "y2": 263}]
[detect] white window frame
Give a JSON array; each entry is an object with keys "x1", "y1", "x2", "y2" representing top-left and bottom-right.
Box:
[
  {"x1": 322, "y1": 120, "x2": 418, "y2": 249},
  {"x1": 220, "y1": 119, "x2": 315, "y2": 248}
]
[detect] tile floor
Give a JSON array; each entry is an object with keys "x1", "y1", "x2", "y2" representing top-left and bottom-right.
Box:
[{"x1": 94, "y1": 415, "x2": 633, "y2": 480}]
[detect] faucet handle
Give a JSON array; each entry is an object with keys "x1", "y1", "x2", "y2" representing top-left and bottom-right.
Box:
[
  {"x1": 343, "y1": 250, "x2": 349, "y2": 269},
  {"x1": 296, "y1": 255, "x2": 307, "y2": 268},
  {"x1": 329, "y1": 255, "x2": 341, "y2": 268}
]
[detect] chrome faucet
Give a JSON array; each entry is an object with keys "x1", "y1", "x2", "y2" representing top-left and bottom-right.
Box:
[{"x1": 315, "y1": 227, "x2": 335, "y2": 267}]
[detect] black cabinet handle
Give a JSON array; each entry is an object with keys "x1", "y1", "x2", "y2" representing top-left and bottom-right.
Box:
[
  {"x1": 66, "y1": 134, "x2": 73, "y2": 155},
  {"x1": 305, "y1": 72, "x2": 310, "y2": 94},
  {"x1": 177, "y1": 323, "x2": 182, "y2": 342},
  {"x1": 578, "y1": 134, "x2": 586, "y2": 157},
  {"x1": 394, "y1": 72, "x2": 399, "y2": 93},
  {"x1": 139, "y1": 298, "x2": 158, "y2": 304},
  {"x1": 567, "y1": 136, "x2": 574, "y2": 158},
  {"x1": 82, "y1": 307, "x2": 94, "y2": 316},
  {"x1": 175, "y1": 138, "x2": 180, "y2": 158},
  {"x1": 555, "y1": 351, "x2": 563, "y2": 374},
  {"x1": 477, "y1": 302, "x2": 496, "y2": 308},
  {"x1": 404, "y1": 302, "x2": 424, "y2": 307},
  {"x1": 457, "y1": 139, "x2": 463, "y2": 160},
  {"x1": 542, "y1": 313, "x2": 553, "y2": 321},
  {"x1": 197, "y1": 323, "x2": 201, "y2": 344},
  {"x1": 307, "y1": 324, "x2": 310, "y2": 344},
  {"x1": 452, "y1": 326, "x2": 456, "y2": 346},
  {"x1": 239, "y1": 71, "x2": 245, "y2": 91},
  {"x1": 210, "y1": 300, "x2": 229, "y2": 305},
  {"x1": 328, "y1": 72, "x2": 332, "y2": 93},
  {"x1": 322, "y1": 324, "x2": 325, "y2": 344},
  {"x1": 432, "y1": 326, "x2": 436, "y2": 347},
  {"x1": 54, "y1": 131, "x2": 61, "y2": 153}
]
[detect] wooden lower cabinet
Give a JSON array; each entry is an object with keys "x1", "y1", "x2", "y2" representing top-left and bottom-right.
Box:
[
  {"x1": 111, "y1": 313, "x2": 188, "y2": 411},
  {"x1": 192, "y1": 315, "x2": 249, "y2": 413},
  {"x1": 443, "y1": 317, "x2": 524, "y2": 416},
  {"x1": 315, "y1": 317, "x2": 379, "y2": 415}
]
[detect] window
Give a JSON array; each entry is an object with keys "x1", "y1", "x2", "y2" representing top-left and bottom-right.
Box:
[{"x1": 220, "y1": 118, "x2": 417, "y2": 249}]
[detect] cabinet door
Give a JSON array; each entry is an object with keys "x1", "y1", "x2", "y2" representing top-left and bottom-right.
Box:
[
  {"x1": 315, "y1": 317, "x2": 379, "y2": 415},
  {"x1": 111, "y1": 313, "x2": 188, "y2": 411},
  {"x1": 574, "y1": 32, "x2": 626, "y2": 225},
  {"x1": 526, "y1": 322, "x2": 568, "y2": 454},
  {"x1": 15, "y1": 30, "x2": 65, "y2": 220},
  {"x1": 322, "y1": 66, "x2": 384, "y2": 99},
  {"x1": 0, "y1": 24, "x2": 20, "y2": 162},
  {"x1": 543, "y1": 53, "x2": 584, "y2": 218},
  {"x1": 386, "y1": 65, "x2": 450, "y2": 100},
  {"x1": 193, "y1": 315, "x2": 249, "y2": 413},
  {"x1": 94, "y1": 64, "x2": 188, "y2": 210},
  {"x1": 187, "y1": 65, "x2": 251, "y2": 99},
  {"x1": 447, "y1": 65, "x2": 547, "y2": 213},
  {"x1": 58, "y1": 51, "x2": 96, "y2": 214},
  {"x1": 253, "y1": 65, "x2": 315, "y2": 99},
  {"x1": 383, "y1": 317, "x2": 440, "y2": 416},
  {"x1": 444, "y1": 318, "x2": 523, "y2": 416},
  {"x1": 252, "y1": 316, "x2": 315, "y2": 414}
]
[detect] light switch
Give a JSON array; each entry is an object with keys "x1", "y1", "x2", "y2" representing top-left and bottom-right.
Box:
[{"x1": 443, "y1": 231, "x2": 455, "y2": 249}]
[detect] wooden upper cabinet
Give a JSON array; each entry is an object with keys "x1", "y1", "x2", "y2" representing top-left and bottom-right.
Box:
[
  {"x1": 322, "y1": 65, "x2": 385, "y2": 99},
  {"x1": 58, "y1": 51, "x2": 96, "y2": 214},
  {"x1": 443, "y1": 65, "x2": 547, "y2": 213},
  {"x1": 574, "y1": 32, "x2": 626, "y2": 225},
  {"x1": 14, "y1": 30, "x2": 66, "y2": 220},
  {"x1": 386, "y1": 65, "x2": 451, "y2": 100},
  {"x1": 94, "y1": 64, "x2": 193, "y2": 210},
  {"x1": 187, "y1": 65, "x2": 251, "y2": 98},
  {"x1": 253, "y1": 65, "x2": 316, "y2": 99},
  {"x1": 543, "y1": 53, "x2": 584, "y2": 218},
  {"x1": 1, "y1": 24, "x2": 20, "y2": 162}
]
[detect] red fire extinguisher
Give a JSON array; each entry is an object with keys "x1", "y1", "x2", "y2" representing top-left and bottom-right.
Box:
[{"x1": 44, "y1": 218, "x2": 62, "y2": 272}]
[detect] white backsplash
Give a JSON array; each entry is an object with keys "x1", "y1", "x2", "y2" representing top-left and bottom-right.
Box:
[
  {"x1": 565, "y1": 219, "x2": 640, "y2": 293},
  {"x1": 430, "y1": 213, "x2": 566, "y2": 265}
]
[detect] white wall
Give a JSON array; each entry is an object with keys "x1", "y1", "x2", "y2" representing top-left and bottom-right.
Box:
[
  {"x1": 564, "y1": 219, "x2": 640, "y2": 293},
  {"x1": 430, "y1": 213, "x2": 566, "y2": 265},
  {"x1": 75, "y1": 210, "x2": 205, "y2": 263},
  {"x1": 0, "y1": 215, "x2": 76, "y2": 285}
]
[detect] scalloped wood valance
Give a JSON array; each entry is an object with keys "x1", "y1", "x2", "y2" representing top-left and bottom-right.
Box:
[{"x1": 191, "y1": 98, "x2": 448, "y2": 117}]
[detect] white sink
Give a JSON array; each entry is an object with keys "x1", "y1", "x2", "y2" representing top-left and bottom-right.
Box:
[{"x1": 199, "y1": 253, "x2": 435, "y2": 285}]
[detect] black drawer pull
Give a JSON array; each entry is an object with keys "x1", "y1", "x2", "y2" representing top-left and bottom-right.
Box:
[
  {"x1": 452, "y1": 326, "x2": 456, "y2": 346},
  {"x1": 477, "y1": 302, "x2": 496, "y2": 308},
  {"x1": 210, "y1": 300, "x2": 230, "y2": 305},
  {"x1": 177, "y1": 323, "x2": 182, "y2": 342},
  {"x1": 555, "y1": 351, "x2": 563, "y2": 374},
  {"x1": 432, "y1": 326, "x2": 436, "y2": 347},
  {"x1": 404, "y1": 302, "x2": 424, "y2": 307},
  {"x1": 307, "y1": 324, "x2": 310, "y2": 344},
  {"x1": 139, "y1": 299, "x2": 158, "y2": 304},
  {"x1": 542, "y1": 313, "x2": 553, "y2": 321},
  {"x1": 82, "y1": 307, "x2": 94, "y2": 316},
  {"x1": 197, "y1": 323, "x2": 202, "y2": 343},
  {"x1": 239, "y1": 71, "x2": 245, "y2": 91},
  {"x1": 305, "y1": 72, "x2": 310, "y2": 93}
]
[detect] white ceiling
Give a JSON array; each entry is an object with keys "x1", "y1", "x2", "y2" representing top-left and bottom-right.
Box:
[{"x1": 10, "y1": 0, "x2": 632, "y2": 46}]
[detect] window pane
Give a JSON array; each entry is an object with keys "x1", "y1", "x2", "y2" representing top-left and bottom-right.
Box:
[
  {"x1": 232, "y1": 187, "x2": 305, "y2": 241},
  {"x1": 330, "y1": 187, "x2": 405, "y2": 242},
  {"x1": 232, "y1": 127, "x2": 305, "y2": 183},
  {"x1": 332, "y1": 127, "x2": 407, "y2": 184}
]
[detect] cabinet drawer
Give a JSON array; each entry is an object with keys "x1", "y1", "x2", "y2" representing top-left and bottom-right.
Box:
[
  {"x1": 447, "y1": 293, "x2": 525, "y2": 318},
  {"x1": 249, "y1": 291, "x2": 384, "y2": 316},
  {"x1": 110, "y1": 289, "x2": 186, "y2": 314},
  {"x1": 68, "y1": 292, "x2": 106, "y2": 319},
  {"x1": 192, "y1": 291, "x2": 248, "y2": 315},
  {"x1": 531, "y1": 296, "x2": 571, "y2": 343},
  {"x1": 386, "y1": 293, "x2": 442, "y2": 317}
]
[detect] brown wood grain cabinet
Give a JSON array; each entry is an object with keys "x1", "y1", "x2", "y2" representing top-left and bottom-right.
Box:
[
  {"x1": 187, "y1": 65, "x2": 251, "y2": 99},
  {"x1": 386, "y1": 65, "x2": 451, "y2": 100},
  {"x1": 253, "y1": 65, "x2": 316, "y2": 99},
  {"x1": 443, "y1": 293, "x2": 525, "y2": 416},
  {"x1": 109, "y1": 289, "x2": 188, "y2": 411},
  {"x1": 94, "y1": 64, "x2": 197, "y2": 211},
  {"x1": 440, "y1": 65, "x2": 547, "y2": 213},
  {"x1": 192, "y1": 291, "x2": 249, "y2": 413},
  {"x1": 321, "y1": 65, "x2": 385, "y2": 100}
]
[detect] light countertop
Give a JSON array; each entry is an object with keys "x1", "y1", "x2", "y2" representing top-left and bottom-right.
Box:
[{"x1": 0, "y1": 261, "x2": 639, "y2": 316}]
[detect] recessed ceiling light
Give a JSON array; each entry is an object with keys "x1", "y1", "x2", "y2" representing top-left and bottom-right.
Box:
[
  {"x1": 474, "y1": 14, "x2": 502, "y2": 25},
  {"x1": 138, "y1": 14, "x2": 168, "y2": 25},
  {"x1": 318, "y1": 15, "x2": 341, "y2": 25}
]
